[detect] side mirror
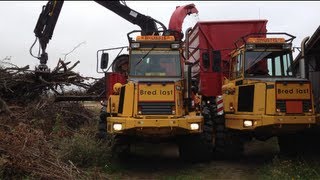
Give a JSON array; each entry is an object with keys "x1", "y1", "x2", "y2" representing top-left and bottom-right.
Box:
[{"x1": 100, "y1": 52, "x2": 109, "y2": 69}]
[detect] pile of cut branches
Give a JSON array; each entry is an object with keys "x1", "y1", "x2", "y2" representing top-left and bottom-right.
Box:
[
  {"x1": 0, "y1": 57, "x2": 107, "y2": 179},
  {"x1": 86, "y1": 76, "x2": 105, "y2": 96},
  {"x1": 0, "y1": 59, "x2": 97, "y2": 104},
  {"x1": 0, "y1": 97, "x2": 96, "y2": 136}
]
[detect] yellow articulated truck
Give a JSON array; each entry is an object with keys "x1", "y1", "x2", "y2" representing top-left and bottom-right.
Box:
[
  {"x1": 222, "y1": 33, "x2": 317, "y2": 155},
  {"x1": 100, "y1": 31, "x2": 215, "y2": 162}
]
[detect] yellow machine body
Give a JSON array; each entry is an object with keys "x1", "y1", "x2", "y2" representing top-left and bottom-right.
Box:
[
  {"x1": 223, "y1": 37, "x2": 317, "y2": 135},
  {"x1": 106, "y1": 81, "x2": 203, "y2": 136}
]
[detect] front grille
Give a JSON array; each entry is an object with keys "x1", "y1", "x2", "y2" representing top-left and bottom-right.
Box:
[
  {"x1": 238, "y1": 85, "x2": 254, "y2": 112},
  {"x1": 138, "y1": 102, "x2": 175, "y2": 115},
  {"x1": 276, "y1": 100, "x2": 311, "y2": 113}
]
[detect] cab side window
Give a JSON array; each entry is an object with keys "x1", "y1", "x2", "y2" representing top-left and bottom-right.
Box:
[
  {"x1": 236, "y1": 53, "x2": 243, "y2": 78},
  {"x1": 231, "y1": 53, "x2": 243, "y2": 80}
]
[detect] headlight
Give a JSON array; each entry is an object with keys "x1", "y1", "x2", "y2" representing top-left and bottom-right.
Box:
[
  {"x1": 172, "y1": 106, "x2": 176, "y2": 115},
  {"x1": 246, "y1": 44, "x2": 255, "y2": 50},
  {"x1": 131, "y1": 42, "x2": 140, "y2": 49},
  {"x1": 113, "y1": 123, "x2": 122, "y2": 131},
  {"x1": 243, "y1": 120, "x2": 253, "y2": 127},
  {"x1": 171, "y1": 43, "x2": 180, "y2": 49},
  {"x1": 282, "y1": 43, "x2": 291, "y2": 49},
  {"x1": 190, "y1": 123, "x2": 199, "y2": 130}
]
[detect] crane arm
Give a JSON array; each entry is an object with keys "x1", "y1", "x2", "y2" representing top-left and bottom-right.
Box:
[
  {"x1": 31, "y1": 0, "x2": 167, "y2": 71},
  {"x1": 94, "y1": 1, "x2": 167, "y2": 34},
  {"x1": 32, "y1": 0, "x2": 64, "y2": 70}
]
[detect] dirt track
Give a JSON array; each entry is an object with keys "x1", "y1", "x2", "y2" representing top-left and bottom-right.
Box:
[{"x1": 106, "y1": 138, "x2": 280, "y2": 179}]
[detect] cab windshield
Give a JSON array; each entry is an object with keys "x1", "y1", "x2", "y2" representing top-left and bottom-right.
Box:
[
  {"x1": 244, "y1": 50, "x2": 294, "y2": 77},
  {"x1": 129, "y1": 50, "x2": 181, "y2": 77}
]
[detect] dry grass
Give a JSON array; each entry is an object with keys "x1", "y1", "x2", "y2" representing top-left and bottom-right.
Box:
[
  {"x1": 0, "y1": 98, "x2": 104, "y2": 179},
  {"x1": 0, "y1": 123, "x2": 86, "y2": 180}
]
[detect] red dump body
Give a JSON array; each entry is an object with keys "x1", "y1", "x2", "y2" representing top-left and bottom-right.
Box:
[{"x1": 186, "y1": 20, "x2": 268, "y2": 97}]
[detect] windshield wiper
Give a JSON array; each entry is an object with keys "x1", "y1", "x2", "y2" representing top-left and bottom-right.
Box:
[
  {"x1": 135, "y1": 46, "x2": 155, "y2": 66},
  {"x1": 246, "y1": 47, "x2": 269, "y2": 70}
]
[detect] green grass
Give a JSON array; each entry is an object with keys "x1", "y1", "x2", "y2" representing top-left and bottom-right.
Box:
[
  {"x1": 56, "y1": 129, "x2": 112, "y2": 168},
  {"x1": 258, "y1": 156, "x2": 320, "y2": 180}
]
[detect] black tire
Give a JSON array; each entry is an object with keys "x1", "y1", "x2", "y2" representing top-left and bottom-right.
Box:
[
  {"x1": 212, "y1": 115, "x2": 225, "y2": 157},
  {"x1": 202, "y1": 105, "x2": 215, "y2": 153},
  {"x1": 223, "y1": 129, "x2": 244, "y2": 159},
  {"x1": 111, "y1": 135, "x2": 131, "y2": 160},
  {"x1": 178, "y1": 135, "x2": 213, "y2": 163},
  {"x1": 212, "y1": 115, "x2": 244, "y2": 159},
  {"x1": 178, "y1": 106, "x2": 214, "y2": 163},
  {"x1": 97, "y1": 111, "x2": 108, "y2": 139},
  {"x1": 178, "y1": 135, "x2": 197, "y2": 162}
]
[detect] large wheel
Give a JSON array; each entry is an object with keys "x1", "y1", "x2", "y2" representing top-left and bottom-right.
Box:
[
  {"x1": 212, "y1": 114, "x2": 244, "y2": 159},
  {"x1": 111, "y1": 135, "x2": 131, "y2": 160},
  {"x1": 178, "y1": 106, "x2": 214, "y2": 162},
  {"x1": 97, "y1": 111, "x2": 108, "y2": 139},
  {"x1": 178, "y1": 135, "x2": 213, "y2": 163},
  {"x1": 178, "y1": 135, "x2": 198, "y2": 162},
  {"x1": 211, "y1": 114, "x2": 226, "y2": 157}
]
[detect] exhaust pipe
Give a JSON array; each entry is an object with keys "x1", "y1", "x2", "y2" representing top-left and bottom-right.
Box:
[
  {"x1": 184, "y1": 27, "x2": 193, "y2": 112},
  {"x1": 300, "y1": 36, "x2": 310, "y2": 79},
  {"x1": 184, "y1": 27, "x2": 192, "y2": 60}
]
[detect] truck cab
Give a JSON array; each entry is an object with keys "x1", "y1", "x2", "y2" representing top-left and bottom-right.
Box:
[{"x1": 100, "y1": 31, "x2": 216, "y2": 161}]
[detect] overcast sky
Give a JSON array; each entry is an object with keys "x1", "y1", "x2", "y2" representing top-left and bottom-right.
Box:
[{"x1": 0, "y1": 1, "x2": 319, "y2": 78}]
